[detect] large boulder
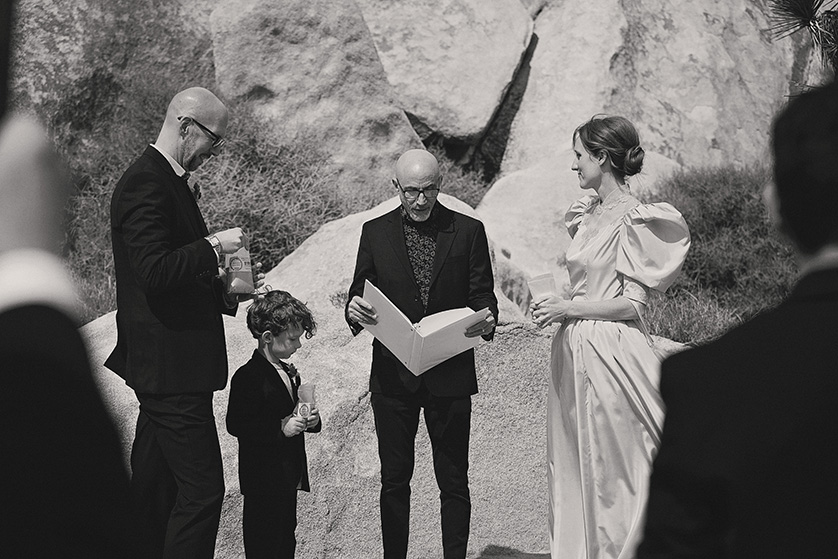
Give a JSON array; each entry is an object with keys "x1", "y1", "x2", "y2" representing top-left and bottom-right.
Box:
[
  {"x1": 210, "y1": 0, "x2": 423, "y2": 209},
  {"x1": 82, "y1": 195, "x2": 554, "y2": 558},
  {"x1": 478, "y1": 151, "x2": 680, "y2": 298},
  {"x1": 11, "y1": 0, "x2": 215, "y2": 118},
  {"x1": 501, "y1": 0, "x2": 826, "y2": 175},
  {"x1": 519, "y1": 0, "x2": 550, "y2": 18},
  {"x1": 356, "y1": 0, "x2": 533, "y2": 144}
]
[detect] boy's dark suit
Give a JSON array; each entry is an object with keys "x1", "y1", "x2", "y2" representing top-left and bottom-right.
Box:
[
  {"x1": 346, "y1": 202, "x2": 498, "y2": 559},
  {"x1": 637, "y1": 267, "x2": 838, "y2": 558},
  {"x1": 227, "y1": 350, "x2": 321, "y2": 558},
  {"x1": 106, "y1": 145, "x2": 236, "y2": 557}
]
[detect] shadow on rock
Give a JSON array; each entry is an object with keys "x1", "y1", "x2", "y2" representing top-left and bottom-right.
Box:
[{"x1": 476, "y1": 544, "x2": 550, "y2": 558}]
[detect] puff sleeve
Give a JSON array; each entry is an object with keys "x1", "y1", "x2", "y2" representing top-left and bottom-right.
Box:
[
  {"x1": 616, "y1": 202, "x2": 690, "y2": 293},
  {"x1": 564, "y1": 194, "x2": 599, "y2": 238}
]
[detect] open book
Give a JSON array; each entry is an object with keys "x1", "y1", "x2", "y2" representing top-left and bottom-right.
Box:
[{"x1": 362, "y1": 280, "x2": 491, "y2": 376}]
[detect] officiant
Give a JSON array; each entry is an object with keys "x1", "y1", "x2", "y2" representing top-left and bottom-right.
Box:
[{"x1": 345, "y1": 148, "x2": 498, "y2": 559}]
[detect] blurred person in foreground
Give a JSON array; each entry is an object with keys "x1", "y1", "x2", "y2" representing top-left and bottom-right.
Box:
[
  {"x1": 345, "y1": 149, "x2": 498, "y2": 559},
  {"x1": 106, "y1": 86, "x2": 260, "y2": 558},
  {"x1": 531, "y1": 115, "x2": 690, "y2": 558},
  {"x1": 0, "y1": 115, "x2": 138, "y2": 557},
  {"x1": 636, "y1": 80, "x2": 838, "y2": 558}
]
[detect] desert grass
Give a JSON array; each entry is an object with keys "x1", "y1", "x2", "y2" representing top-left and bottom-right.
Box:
[{"x1": 641, "y1": 164, "x2": 798, "y2": 345}]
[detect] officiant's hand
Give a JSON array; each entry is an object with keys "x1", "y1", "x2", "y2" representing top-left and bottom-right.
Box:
[
  {"x1": 465, "y1": 312, "x2": 495, "y2": 338},
  {"x1": 348, "y1": 295, "x2": 378, "y2": 326}
]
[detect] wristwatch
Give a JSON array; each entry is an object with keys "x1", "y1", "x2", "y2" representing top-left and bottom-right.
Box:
[{"x1": 206, "y1": 235, "x2": 222, "y2": 260}]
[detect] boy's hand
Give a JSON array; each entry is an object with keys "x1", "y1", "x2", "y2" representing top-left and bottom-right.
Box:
[
  {"x1": 281, "y1": 414, "x2": 306, "y2": 437},
  {"x1": 305, "y1": 407, "x2": 321, "y2": 430}
]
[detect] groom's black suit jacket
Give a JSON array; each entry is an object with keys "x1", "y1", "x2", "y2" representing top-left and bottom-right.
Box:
[
  {"x1": 346, "y1": 202, "x2": 498, "y2": 397},
  {"x1": 638, "y1": 267, "x2": 838, "y2": 558},
  {"x1": 106, "y1": 146, "x2": 234, "y2": 393}
]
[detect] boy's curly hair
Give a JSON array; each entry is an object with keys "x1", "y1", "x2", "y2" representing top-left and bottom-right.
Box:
[{"x1": 246, "y1": 290, "x2": 316, "y2": 339}]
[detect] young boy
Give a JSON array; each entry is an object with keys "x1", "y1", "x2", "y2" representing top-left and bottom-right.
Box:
[{"x1": 227, "y1": 290, "x2": 321, "y2": 559}]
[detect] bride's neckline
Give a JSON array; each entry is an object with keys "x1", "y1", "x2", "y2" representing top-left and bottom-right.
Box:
[{"x1": 592, "y1": 188, "x2": 633, "y2": 215}]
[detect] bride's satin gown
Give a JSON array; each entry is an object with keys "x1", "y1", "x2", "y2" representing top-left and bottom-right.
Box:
[{"x1": 549, "y1": 194, "x2": 690, "y2": 559}]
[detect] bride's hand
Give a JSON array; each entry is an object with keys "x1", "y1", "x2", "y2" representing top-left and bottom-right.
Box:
[{"x1": 531, "y1": 295, "x2": 570, "y2": 328}]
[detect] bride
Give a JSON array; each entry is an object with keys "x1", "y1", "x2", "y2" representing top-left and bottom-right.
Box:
[{"x1": 531, "y1": 115, "x2": 690, "y2": 558}]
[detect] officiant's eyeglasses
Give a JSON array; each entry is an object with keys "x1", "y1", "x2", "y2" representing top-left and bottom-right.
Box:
[
  {"x1": 179, "y1": 116, "x2": 226, "y2": 149},
  {"x1": 395, "y1": 180, "x2": 439, "y2": 201}
]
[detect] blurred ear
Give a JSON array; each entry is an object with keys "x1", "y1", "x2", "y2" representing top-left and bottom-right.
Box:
[
  {"x1": 762, "y1": 180, "x2": 782, "y2": 230},
  {"x1": 260, "y1": 330, "x2": 273, "y2": 345},
  {"x1": 0, "y1": 116, "x2": 71, "y2": 255}
]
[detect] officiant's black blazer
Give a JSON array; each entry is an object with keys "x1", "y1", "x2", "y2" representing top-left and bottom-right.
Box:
[
  {"x1": 106, "y1": 146, "x2": 235, "y2": 393},
  {"x1": 637, "y1": 267, "x2": 838, "y2": 558},
  {"x1": 345, "y1": 202, "x2": 498, "y2": 397},
  {"x1": 227, "y1": 350, "x2": 321, "y2": 494}
]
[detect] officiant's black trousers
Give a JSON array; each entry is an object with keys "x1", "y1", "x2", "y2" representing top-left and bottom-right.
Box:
[
  {"x1": 371, "y1": 385, "x2": 472, "y2": 559},
  {"x1": 130, "y1": 392, "x2": 225, "y2": 559}
]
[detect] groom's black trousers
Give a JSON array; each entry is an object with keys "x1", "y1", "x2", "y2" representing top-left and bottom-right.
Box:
[{"x1": 130, "y1": 392, "x2": 224, "y2": 559}]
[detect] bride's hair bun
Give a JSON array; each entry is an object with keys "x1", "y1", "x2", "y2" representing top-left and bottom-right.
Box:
[
  {"x1": 574, "y1": 115, "x2": 644, "y2": 178},
  {"x1": 623, "y1": 145, "x2": 645, "y2": 177}
]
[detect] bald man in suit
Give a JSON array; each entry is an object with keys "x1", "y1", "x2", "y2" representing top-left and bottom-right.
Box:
[
  {"x1": 107, "y1": 87, "x2": 252, "y2": 558},
  {"x1": 346, "y1": 150, "x2": 498, "y2": 559}
]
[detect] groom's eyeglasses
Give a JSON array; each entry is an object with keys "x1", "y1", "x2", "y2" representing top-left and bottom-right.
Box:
[{"x1": 179, "y1": 116, "x2": 226, "y2": 149}]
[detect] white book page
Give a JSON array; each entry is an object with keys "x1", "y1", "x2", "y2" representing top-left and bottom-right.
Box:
[
  {"x1": 415, "y1": 308, "x2": 475, "y2": 335},
  {"x1": 362, "y1": 280, "x2": 416, "y2": 368},
  {"x1": 412, "y1": 308, "x2": 490, "y2": 375}
]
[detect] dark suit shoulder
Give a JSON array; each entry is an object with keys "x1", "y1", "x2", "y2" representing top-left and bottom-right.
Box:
[
  {"x1": 442, "y1": 204, "x2": 483, "y2": 227},
  {"x1": 116, "y1": 148, "x2": 175, "y2": 185},
  {"x1": 111, "y1": 152, "x2": 177, "y2": 217},
  {"x1": 660, "y1": 295, "x2": 830, "y2": 408},
  {"x1": 230, "y1": 351, "x2": 274, "y2": 384},
  {"x1": 362, "y1": 206, "x2": 401, "y2": 229}
]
